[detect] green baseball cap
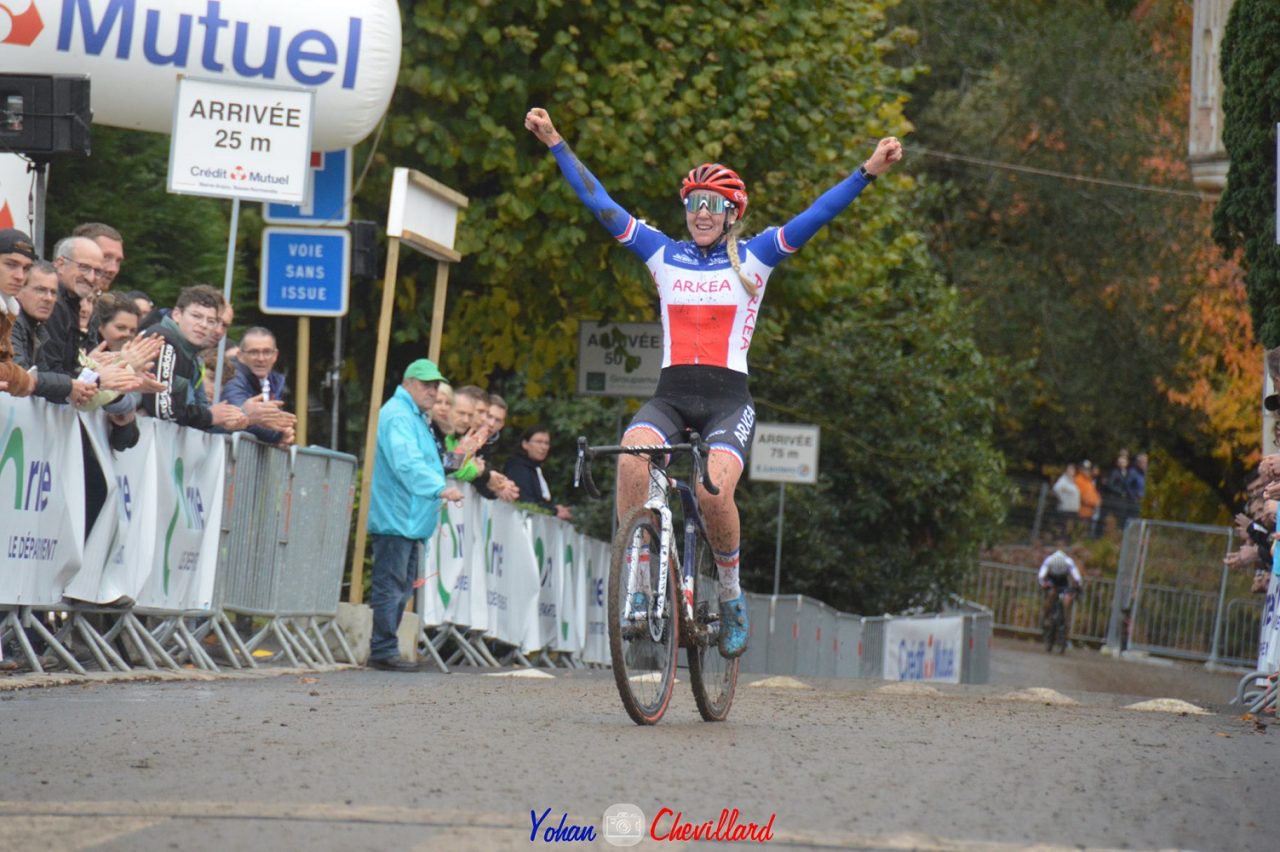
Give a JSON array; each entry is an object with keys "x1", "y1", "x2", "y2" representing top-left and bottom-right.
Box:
[{"x1": 404, "y1": 358, "x2": 447, "y2": 384}]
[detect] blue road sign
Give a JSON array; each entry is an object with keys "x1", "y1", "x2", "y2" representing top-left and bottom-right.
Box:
[
  {"x1": 262, "y1": 149, "x2": 352, "y2": 226},
  {"x1": 261, "y1": 227, "x2": 350, "y2": 317}
]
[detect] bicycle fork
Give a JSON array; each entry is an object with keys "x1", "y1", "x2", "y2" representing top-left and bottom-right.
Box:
[{"x1": 622, "y1": 469, "x2": 676, "y2": 639}]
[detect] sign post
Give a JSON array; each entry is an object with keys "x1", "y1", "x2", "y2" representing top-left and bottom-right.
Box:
[
  {"x1": 349, "y1": 168, "x2": 468, "y2": 604},
  {"x1": 748, "y1": 423, "x2": 821, "y2": 597},
  {"x1": 167, "y1": 76, "x2": 314, "y2": 402}
]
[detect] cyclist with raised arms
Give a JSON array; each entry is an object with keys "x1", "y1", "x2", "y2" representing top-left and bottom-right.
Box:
[{"x1": 525, "y1": 107, "x2": 902, "y2": 658}]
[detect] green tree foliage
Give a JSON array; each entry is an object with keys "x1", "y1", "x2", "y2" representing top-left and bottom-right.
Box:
[
  {"x1": 892, "y1": 0, "x2": 1243, "y2": 505},
  {"x1": 1212, "y1": 0, "x2": 1280, "y2": 347},
  {"x1": 352, "y1": 0, "x2": 1005, "y2": 612},
  {"x1": 42, "y1": 126, "x2": 231, "y2": 307}
]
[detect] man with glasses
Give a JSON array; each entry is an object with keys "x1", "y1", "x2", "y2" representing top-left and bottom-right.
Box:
[
  {"x1": 139, "y1": 284, "x2": 247, "y2": 432},
  {"x1": 73, "y1": 222, "x2": 125, "y2": 293},
  {"x1": 222, "y1": 326, "x2": 297, "y2": 446},
  {"x1": 11, "y1": 260, "x2": 92, "y2": 404},
  {"x1": 40, "y1": 235, "x2": 105, "y2": 376},
  {"x1": 0, "y1": 228, "x2": 37, "y2": 397}
]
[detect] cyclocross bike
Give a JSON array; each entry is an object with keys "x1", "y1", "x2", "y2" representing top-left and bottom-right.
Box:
[
  {"x1": 575, "y1": 433, "x2": 739, "y2": 725},
  {"x1": 1043, "y1": 590, "x2": 1068, "y2": 654}
]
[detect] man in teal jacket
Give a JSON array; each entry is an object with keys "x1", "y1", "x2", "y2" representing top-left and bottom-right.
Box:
[{"x1": 367, "y1": 359, "x2": 464, "y2": 671}]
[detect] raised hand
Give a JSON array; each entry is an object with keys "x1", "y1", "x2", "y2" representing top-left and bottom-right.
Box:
[
  {"x1": 524, "y1": 107, "x2": 563, "y2": 148},
  {"x1": 864, "y1": 137, "x2": 904, "y2": 176}
]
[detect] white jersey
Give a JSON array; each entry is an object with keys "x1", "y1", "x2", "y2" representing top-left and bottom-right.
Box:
[{"x1": 1038, "y1": 550, "x2": 1084, "y2": 586}]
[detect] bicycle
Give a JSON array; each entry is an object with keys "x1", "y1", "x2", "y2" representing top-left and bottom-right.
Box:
[
  {"x1": 575, "y1": 432, "x2": 739, "y2": 725},
  {"x1": 1042, "y1": 588, "x2": 1068, "y2": 654}
]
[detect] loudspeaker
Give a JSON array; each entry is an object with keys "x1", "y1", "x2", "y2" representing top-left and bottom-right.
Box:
[
  {"x1": 0, "y1": 74, "x2": 92, "y2": 158},
  {"x1": 348, "y1": 219, "x2": 378, "y2": 280}
]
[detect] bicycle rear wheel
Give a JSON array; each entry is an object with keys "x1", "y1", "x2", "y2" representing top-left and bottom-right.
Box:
[
  {"x1": 686, "y1": 532, "x2": 738, "y2": 722},
  {"x1": 608, "y1": 506, "x2": 679, "y2": 726}
]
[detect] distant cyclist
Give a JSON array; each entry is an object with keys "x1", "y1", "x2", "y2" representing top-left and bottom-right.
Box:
[
  {"x1": 1038, "y1": 547, "x2": 1085, "y2": 636},
  {"x1": 525, "y1": 107, "x2": 902, "y2": 658}
]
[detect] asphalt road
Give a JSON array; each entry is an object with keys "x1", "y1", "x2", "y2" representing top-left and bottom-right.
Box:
[{"x1": 0, "y1": 638, "x2": 1274, "y2": 851}]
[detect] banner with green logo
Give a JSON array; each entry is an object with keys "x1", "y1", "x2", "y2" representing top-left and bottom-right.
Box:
[
  {"x1": 64, "y1": 412, "x2": 159, "y2": 605},
  {"x1": 133, "y1": 421, "x2": 225, "y2": 612},
  {"x1": 0, "y1": 398, "x2": 85, "y2": 605},
  {"x1": 582, "y1": 537, "x2": 610, "y2": 665},
  {"x1": 482, "y1": 497, "x2": 539, "y2": 650},
  {"x1": 531, "y1": 513, "x2": 564, "y2": 651}
]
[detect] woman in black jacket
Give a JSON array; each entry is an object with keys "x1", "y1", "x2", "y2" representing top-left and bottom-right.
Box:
[{"x1": 503, "y1": 425, "x2": 572, "y2": 520}]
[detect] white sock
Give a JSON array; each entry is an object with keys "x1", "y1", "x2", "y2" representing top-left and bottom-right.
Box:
[{"x1": 714, "y1": 548, "x2": 741, "y2": 602}]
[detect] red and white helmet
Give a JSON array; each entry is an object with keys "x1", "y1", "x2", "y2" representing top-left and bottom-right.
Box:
[{"x1": 680, "y1": 163, "x2": 748, "y2": 218}]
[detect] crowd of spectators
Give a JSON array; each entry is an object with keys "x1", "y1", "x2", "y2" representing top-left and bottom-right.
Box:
[
  {"x1": 1048, "y1": 451, "x2": 1147, "y2": 539},
  {"x1": 1224, "y1": 347, "x2": 1280, "y2": 598}
]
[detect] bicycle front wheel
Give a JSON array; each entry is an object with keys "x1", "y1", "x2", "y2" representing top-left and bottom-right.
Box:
[
  {"x1": 608, "y1": 506, "x2": 679, "y2": 726},
  {"x1": 687, "y1": 532, "x2": 738, "y2": 722}
]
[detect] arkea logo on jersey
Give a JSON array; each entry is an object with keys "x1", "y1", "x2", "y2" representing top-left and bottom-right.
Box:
[
  {"x1": 671, "y1": 278, "x2": 731, "y2": 294},
  {"x1": 0, "y1": 0, "x2": 44, "y2": 45},
  {"x1": 739, "y1": 283, "x2": 763, "y2": 351}
]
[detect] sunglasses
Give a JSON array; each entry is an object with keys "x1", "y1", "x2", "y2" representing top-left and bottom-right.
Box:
[{"x1": 683, "y1": 192, "x2": 733, "y2": 214}]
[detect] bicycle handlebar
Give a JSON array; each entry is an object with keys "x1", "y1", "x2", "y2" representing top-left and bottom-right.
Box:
[{"x1": 574, "y1": 433, "x2": 721, "y2": 498}]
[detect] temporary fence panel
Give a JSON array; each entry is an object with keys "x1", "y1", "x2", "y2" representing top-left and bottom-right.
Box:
[
  {"x1": 132, "y1": 420, "x2": 224, "y2": 612},
  {"x1": 965, "y1": 561, "x2": 1113, "y2": 645},
  {"x1": 764, "y1": 595, "x2": 802, "y2": 675},
  {"x1": 444, "y1": 492, "x2": 485, "y2": 630},
  {"x1": 422, "y1": 495, "x2": 468, "y2": 628},
  {"x1": 962, "y1": 611, "x2": 992, "y2": 685},
  {"x1": 64, "y1": 412, "x2": 159, "y2": 605},
  {"x1": 859, "y1": 617, "x2": 886, "y2": 679},
  {"x1": 834, "y1": 613, "x2": 862, "y2": 679},
  {"x1": 0, "y1": 397, "x2": 86, "y2": 606},
  {"x1": 560, "y1": 530, "x2": 587, "y2": 655},
  {"x1": 883, "y1": 616, "x2": 964, "y2": 684},
  {"x1": 530, "y1": 513, "x2": 564, "y2": 652},
  {"x1": 581, "y1": 537, "x2": 610, "y2": 665},
  {"x1": 739, "y1": 592, "x2": 772, "y2": 674},
  {"x1": 217, "y1": 437, "x2": 292, "y2": 617},
  {"x1": 1221, "y1": 597, "x2": 1265, "y2": 664},
  {"x1": 482, "y1": 497, "x2": 540, "y2": 651}
]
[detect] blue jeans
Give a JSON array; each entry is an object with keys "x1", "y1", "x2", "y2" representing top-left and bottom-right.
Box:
[{"x1": 369, "y1": 534, "x2": 421, "y2": 661}]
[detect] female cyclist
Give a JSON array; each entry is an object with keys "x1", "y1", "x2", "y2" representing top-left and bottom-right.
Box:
[{"x1": 525, "y1": 107, "x2": 902, "y2": 657}]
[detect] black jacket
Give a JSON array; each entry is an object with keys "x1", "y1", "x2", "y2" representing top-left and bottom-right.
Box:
[
  {"x1": 503, "y1": 453, "x2": 555, "y2": 513},
  {"x1": 11, "y1": 309, "x2": 74, "y2": 403}
]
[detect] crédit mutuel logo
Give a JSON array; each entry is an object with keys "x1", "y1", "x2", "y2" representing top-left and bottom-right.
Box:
[{"x1": 0, "y1": 1, "x2": 44, "y2": 46}]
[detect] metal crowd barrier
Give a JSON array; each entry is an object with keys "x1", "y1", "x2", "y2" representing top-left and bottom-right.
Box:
[
  {"x1": 210, "y1": 435, "x2": 358, "y2": 669},
  {"x1": 737, "y1": 593, "x2": 990, "y2": 684}
]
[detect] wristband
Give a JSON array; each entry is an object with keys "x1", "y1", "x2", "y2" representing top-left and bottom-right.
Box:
[{"x1": 858, "y1": 165, "x2": 877, "y2": 182}]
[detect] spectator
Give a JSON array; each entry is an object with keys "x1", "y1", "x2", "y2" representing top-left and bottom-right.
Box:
[
  {"x1": 445, "y1": 384, "x2": 494, "y2": 485},
  {"x1": 0, "y1": 228, "x2": 37, "y2": 397},
  {"x1": 199, "y1": 347, "x2": 237, "y2": 404},
  {"x1": 73, "y1": 222, "x2": 124, "y2": 292},
  {"x1": 477, "y1": 392, "x2": 519, "y2": 501},
  {"x1": 1075, "y1": 460, "x2": 1101, "y2": 537},
  {"x1": 504, "y1": 425, "x2": 573, "y2": 520},
  {"x1": 139, "y1": 284, "x2": 246, "y2": 431},
  {"x1": 41, "y1": 236, "x2": 104, "y2": 375},
  {"x1": 213, "y1": 300, "x2": 235, "y2": 355},
  {"x1": 125, "y1": 290, "x2": 154, "y2": 317},
  {"x1": 366, "y1": 359, "x2": 463, "y2": 672},
  {"x1": 1130, "y1": 452, "x2": 1148, "y2": 511},
  {"x1": 78, "y1": 288, "x2": 96, "y2": 343},
  {"x1": 1052, "y1": 463, "x2": 1080, "y2": 536},
  {"x1": 1100, "y1": 449, "x2": 1137, "y2": 533},
  {"x1": 222, "y1": 326, "x2": 297, "y2": 446},
  {"x1": 428, "y1": 382, "x2": 454, "y2": 461},
  {"x1": 12, "y1": 260, "x2": 89, "y2": 404}
]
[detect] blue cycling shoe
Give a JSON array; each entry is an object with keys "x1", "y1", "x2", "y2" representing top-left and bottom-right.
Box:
[
  {"x1": 622, "y1": 591, "x2": 649, "y2": 628},
  {"x1": 717, "y1": 594, "x2": 749, "y2": 658}
]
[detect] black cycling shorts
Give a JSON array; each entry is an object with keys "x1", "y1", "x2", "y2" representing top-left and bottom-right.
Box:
[{"x1": 626, "y1": 365, "x2": 756, "y2": 467}]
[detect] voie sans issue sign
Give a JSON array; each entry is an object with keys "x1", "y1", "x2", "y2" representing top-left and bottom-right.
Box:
[
  {"x1": 167, "y1": 75, "x2": 313, "y2": 204},
  {"x1": 260, "y1": 226, "x2": 349, "y2": 317}
]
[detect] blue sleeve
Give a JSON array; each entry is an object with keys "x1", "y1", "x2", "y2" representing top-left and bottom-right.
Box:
[
  {"x1": 550, "y1": 141, "x2": 669, "y2": 260},
  {"x1": 747, "y1": 170, "x2": 874, "y2": 267}
]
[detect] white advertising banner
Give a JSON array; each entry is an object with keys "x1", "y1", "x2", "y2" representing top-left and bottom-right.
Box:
[
  {"x1": 1258, "y1": 547, "x2": 1280, "y2": 674},
  {"x1": 0, "y1": 153, "x2": 34, "y2": 236},
  {"x1": 0, "y1": 397, "x2": 84, "y2": 606},
  {"x1": 422, "y1": 490, "x2": 471, "y2": 628},
  {"x1": 133, "y1": 421, "x2": 224, "y2": 612},
  {"x1": 883, "y1": 616, "x2": 964, "y2": 684},
  {"x1": 62, "y1": 412, "x2": 159, "y2": 604},
  {"x1": 530, "y1": 514, "x2": 563, "y2": 651},
  {"x1": 559, "y1": 530, "x2": 587, "y2": 655},
  {"x1": 582, "y1": 537, "x2": 611, "y2": 665},
  {"x1": 444, "y1": 490, "x2": 485, "y2": 630},
  {"x1": 0, "y1": 0, "x2": 401, "y2": 150},
  {"x1": 481, "y1": 499, "x2": 539, "y2": 651}
]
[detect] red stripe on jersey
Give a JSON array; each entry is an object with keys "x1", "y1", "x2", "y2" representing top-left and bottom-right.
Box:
[{"x1": 667, "y1": 304, "x2": 736, "y2": 367}]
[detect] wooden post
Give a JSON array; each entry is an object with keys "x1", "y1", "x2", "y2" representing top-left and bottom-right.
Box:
[
  {"x1": 428, "y1": 261, "x2": 450, "y2": 363},
  {"x1": 349, "y1": 237, "x2": 401, "y2": 604},
  {"x1": 295, "y1": 316, "x2": 310, "y2": 446}
]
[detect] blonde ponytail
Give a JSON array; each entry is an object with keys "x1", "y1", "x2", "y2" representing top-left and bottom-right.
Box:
[{"x1": 725, "y1": 219, "x2": 759, "y2": 299}]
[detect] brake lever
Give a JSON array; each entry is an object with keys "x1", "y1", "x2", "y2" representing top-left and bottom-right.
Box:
[
  {"x1": 688, "y1": 432, "x2": 720, "y2": 496},
  {"x1": 575, "y1": 436, "x2": 602, "y2": 499}
]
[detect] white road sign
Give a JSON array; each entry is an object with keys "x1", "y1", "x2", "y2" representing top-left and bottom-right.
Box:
[
  {"x1": 577, "y1": 321, "x2": 663, "y2": 398},
  {"x1": 167, "y1": 77, "x2": 314, "y2": 204},
  {"x1": 749, "y1": 423, "x2": 820, "y2": 484}
]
